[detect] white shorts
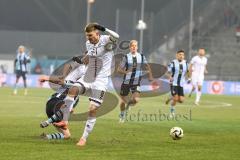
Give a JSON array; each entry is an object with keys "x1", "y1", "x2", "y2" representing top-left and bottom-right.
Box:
[
  {"x1": 74, "y1": 75, "x2": 108, "y2": 107},
  {"x1": 191, "y1": 75, "x2": 204, "y2": 86}
]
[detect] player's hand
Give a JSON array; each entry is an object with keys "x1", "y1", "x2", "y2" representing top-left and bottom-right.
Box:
[
  {"x1": 72, "y1": 56, "x2": 82, "y2": 64},
  {"x1": 94, "y1": 24, "x2": 106, "y2": 32},
  {"x1": 39, "y1": 76, "x2": 48, "y2": 83},
  {"x1": 125, "y1": 67, "x2": 133, "y2": 74},
  {"x1": 148, "y1": 77, "x2": 154, "y2": 82},
  {"x1": 204, "y1": 70, "x2": 208, "y2": 74},
  {"x1": 81, "y1": 55, "x2": 89, "y2": 65},
  {"x1": 39, "y1": 79, "x2": 46, "y2": 83},
  {"x1": 169, "y1": 77, "x2": 173, "y2": 83},
  {"x1": 150, "y1": 80, "x2": 160, "y2": 90}
]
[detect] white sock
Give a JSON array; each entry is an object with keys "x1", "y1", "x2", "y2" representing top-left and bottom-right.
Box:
[
  {"x1": 62, "y1": 96, "x2": 75, "y2": 121},
  {"x1": 170, "y1": 100, "x2": 175, "y2": 113},
  {"x1": 82, "y1": 117, "x2": 96, "y2": 140},
  {"x1": 196, "y1": 90, "x2": 201, "y2": 103}
]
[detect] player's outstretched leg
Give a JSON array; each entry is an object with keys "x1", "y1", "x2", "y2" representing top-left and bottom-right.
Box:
[
  {"x1": 40, "y1": 84, "x2": 84, "y2": 128},
  {"x1": 169, "y1": 96, "x2": 177, "y2": 119},
  {"x1": 41, "y1": 127, "x2": 71, "y2": 140},
  {"x1": 40, "y1": 110, "x2": 64, "y2": 128},
  {"x1": 124, "y1": 92, "x2": 140, "y2": 119},
  {"x1": 23, "y1": 76, "x2": 28, "y2": 96},
  {"x1": 13, "y1": 77, "x2": 20, "y2": 95},
  {"x1": 119, "y1": 99, "x2": 126, "y2": 123},
  {"x1": 195, "y1": 85, "x2": 202, "y2": 105},
  {"x1": 188, "y1": 86, "x2": 195, "y2": 98},
  {"x1": 165, "y1": 94, "x2": 172, "y2": 105},
  {"x1": 77, "y1": 103, "x2": 98, "y2": 147}
]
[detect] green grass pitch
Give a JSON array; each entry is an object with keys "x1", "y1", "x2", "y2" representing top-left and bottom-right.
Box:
[{"x1": 0, "y1": 87, "x2": 240, "y2": 160}]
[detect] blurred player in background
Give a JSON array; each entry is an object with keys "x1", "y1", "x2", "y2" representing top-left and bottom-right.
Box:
[
  {"x1": 117, "y1": 40, "x2": 154, "y2": 123},
  {"x1": 13, "y1": 45, "x2": 31, "y2": 95},
  {"x1": 188, "y1": 48, "x2": 208, "y2": 105},
  {"x1": 166, "y1": 50, "x2": 190, "y2": 118}
]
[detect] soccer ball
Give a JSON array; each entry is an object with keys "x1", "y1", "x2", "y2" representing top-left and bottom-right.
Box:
[{"x1": 170, "y1": 127, "x2": 184, "y2": 140}]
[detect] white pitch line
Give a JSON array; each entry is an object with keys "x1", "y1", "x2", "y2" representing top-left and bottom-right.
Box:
[{"x1": 176, "y1": 100, "x2": 232, "y2": 108}]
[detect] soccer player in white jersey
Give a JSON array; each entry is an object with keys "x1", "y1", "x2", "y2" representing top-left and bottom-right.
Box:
[
  {"x1": 166, "y1": 50, "x2": 190, "y2": 117},
  {"x1": 40, "y1": 23, "x2": 119, "y2": 146},
  {"x1": 189, "y1": 48, "x2": 208, "y2": 105}
]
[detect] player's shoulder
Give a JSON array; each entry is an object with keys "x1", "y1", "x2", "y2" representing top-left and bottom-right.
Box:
[
  {"x1": 172, "y1": 59, "x2": 178, "y2": 63},
  {"x1": 100, "y1": 35, "x2": 110, "y2": 43},
  {"x1": 168, "y1": 59, "x2": 176, "y2": 66},
  {"x1": 192, "y1": 55, "x2": 198, "y2": 60},
  {"x1": 86, "y1": 40, "x2": 91, "y2": 47},
  {"x1": 100, "y1": 34, "x2": 109, "y2": 39}
]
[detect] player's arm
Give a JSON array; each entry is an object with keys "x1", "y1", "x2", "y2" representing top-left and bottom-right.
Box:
[
  {"x1": 142, "y1": 56, "x2": 154, "y2": 81},
  {"x1": 165, "y1": 62, "x2": 173, "y2": 82},
  {"x1": 143, "y1": 63, "x2": 154, "y2": 81},
  {"x1": 189, "y1": 63, "x2": 193, "y2": 75},
  {"x1": 62, "y1": 54, "x2": 87, "y2": 78},
  {"x1": 204, "y1": 65, "x2": 208, "y2": 74},
  {"x1": 14, "y1": 58, "x2": 17, "y2": 71},
  {"x1": 186, "y1": 63, "x2": 191, "y2": 83},
  {"x1": 62, "y1": 63, "x2": 72, "y2": 78},
  {"x1": 80, "y1": 54, "x2": 89, "y2": 65},
  {"x1": 39, "y1": 76, "x2": 64, "y2": 85},
  {"x1": 117, "y1": 66, "x2": 132, "y2": 74},
  {"x1": 24, "y1": 54, "x2": 31, "y2": 63},
  {"x1": 165, "y1": 71, "x2": 173, "y2": 82},
  {"x1": 117, "y1": 56, "x2": 132, "y2": 74},
  {"x1": 94, "y1": 24, "x2": 120, "y2": 42}
]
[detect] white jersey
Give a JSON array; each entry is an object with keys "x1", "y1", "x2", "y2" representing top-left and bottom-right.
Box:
[
  {"x1": 190, "y1": 55, "x2": 207, "y2": 76},
  {"x1": 85, "y1": 35, "x2": 114, "y2": 79},
  {"x1": 65, "y1": 62, "x2": 87, "y2": 82},
  {"x1": 56, "y1": 63, "x2": 86, "y2": 94}
]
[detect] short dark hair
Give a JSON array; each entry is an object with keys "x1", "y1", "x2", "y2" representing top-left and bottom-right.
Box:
[
  {"x1": 177, "y1": 50, "x2": 185, "y2": 54},
  {"x1": 85, "y1": 23, "x2": 98, "y2": 33}
]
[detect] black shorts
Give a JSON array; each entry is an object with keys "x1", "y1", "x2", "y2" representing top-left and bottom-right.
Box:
[
  {"x1": 16, "y1": 70, "x2": 27, "y2": 80},
  {"x1": 171, "y1": 86, "x2": 184, "y2": 96},
  {"x1": 120, "y1": 84, "x2": 141, "y2": 96}
]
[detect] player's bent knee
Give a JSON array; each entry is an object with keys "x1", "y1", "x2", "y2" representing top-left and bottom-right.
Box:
[
  {"x1": 178, "y1": 97, "x2": 184, "y2": 103},
  {"x1": 178, "y1": 100, "x2": 184, "y2": 103},
  {"x1": 133, "y1": 97, "x2": 140, "y2": 105},
  {"x1": 173, "y1": 96, "x2": 178, "y2": 102},
  {"x1": 68, "y1": 86, "x2": 79, "y2": 96},
  {"x1": 120, "y1": 97, "x2": 128, "y2": 104},
  {"x1": 198, "y1": 87, "x2": 202, "y2": 91}
]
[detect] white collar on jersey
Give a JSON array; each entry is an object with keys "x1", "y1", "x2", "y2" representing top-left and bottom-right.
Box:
[
  {"x1": 197, "y1": 55, "x2": 205, "y2": 59},
  {"x1": 17, "y1": 52, "x2": 26, "y2": 57},
  {"x1": 129, "y1": 52, "x2": 140, "y2": 57}
]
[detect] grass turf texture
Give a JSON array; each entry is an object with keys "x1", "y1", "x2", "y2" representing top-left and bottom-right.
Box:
[{"x1": 0, "y1": 87, "x2": 240, "y2": 160}]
